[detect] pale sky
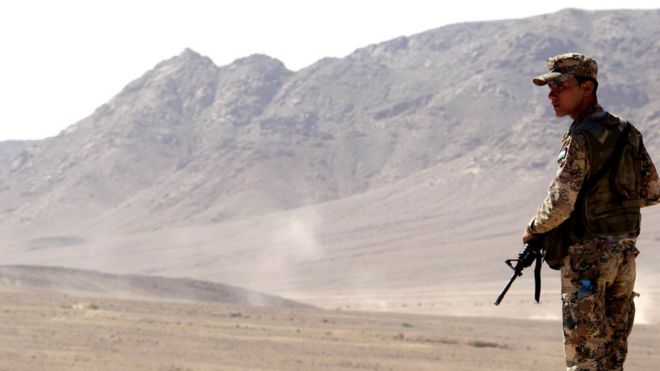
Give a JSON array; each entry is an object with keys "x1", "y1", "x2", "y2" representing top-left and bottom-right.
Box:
[{"x1": 0, "y1": 0, "x2": 657, "y2": 141}]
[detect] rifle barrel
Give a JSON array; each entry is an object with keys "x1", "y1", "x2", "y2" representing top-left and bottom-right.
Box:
[{"x1": 494, "y1": 271, "x2": 520, "y2": 305}]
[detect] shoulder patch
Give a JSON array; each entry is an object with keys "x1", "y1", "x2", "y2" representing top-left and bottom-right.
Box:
[{"x1": 557, "y1": 148, "x2": 567, "y2": 162}]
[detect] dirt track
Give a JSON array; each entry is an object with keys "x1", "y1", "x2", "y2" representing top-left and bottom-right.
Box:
[{"x1": 1, "y1": 289, "x2": 659, "y2": 371}]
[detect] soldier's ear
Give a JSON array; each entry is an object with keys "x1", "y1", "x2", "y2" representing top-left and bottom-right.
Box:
[{"x1": 581, "y1": 80, "x2": 595, "y2": 97}]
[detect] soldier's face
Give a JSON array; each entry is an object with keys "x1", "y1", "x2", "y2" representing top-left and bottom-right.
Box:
[{"x1": 547, "y1": 77, "x2": 587, "y2": 118}]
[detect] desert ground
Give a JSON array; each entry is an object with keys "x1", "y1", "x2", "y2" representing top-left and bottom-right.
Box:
[{"x1": 1, "y1": 288, "x2": 659, "y2": 371}]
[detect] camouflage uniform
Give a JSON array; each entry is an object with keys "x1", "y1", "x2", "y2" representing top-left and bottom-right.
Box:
[{"x1": 528, "y1": 53, "x2": 660, "y2": 371}]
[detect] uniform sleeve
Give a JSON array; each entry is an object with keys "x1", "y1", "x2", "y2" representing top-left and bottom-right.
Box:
[
  {"x1": 527, "y1": 133, "x2": 590, "y2": 234},
  {"x1": 639, "y1": 140, "x2": 660, "y2": 207}
]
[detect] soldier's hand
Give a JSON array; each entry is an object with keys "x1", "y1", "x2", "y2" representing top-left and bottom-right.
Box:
[{"x1": 522, "y1": 229, "x2": 535, "y2": 244}]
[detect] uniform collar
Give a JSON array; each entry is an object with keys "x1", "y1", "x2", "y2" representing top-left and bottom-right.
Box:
[
  {"x1": 577, "y1": 103, "x2": 604, "y2": 121},
  {"x1": 569, "y1": 104, "x2": 605, "y2": 133}
]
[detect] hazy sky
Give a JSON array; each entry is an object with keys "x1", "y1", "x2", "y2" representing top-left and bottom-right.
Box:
[{"x1": 0, "y1": 0, "x2": 657, "y2": 141}]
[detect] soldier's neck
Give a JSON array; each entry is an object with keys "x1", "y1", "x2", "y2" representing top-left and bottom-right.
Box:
[{"x1": 570, "y1": 96, "x2": 599, "y2": 121}]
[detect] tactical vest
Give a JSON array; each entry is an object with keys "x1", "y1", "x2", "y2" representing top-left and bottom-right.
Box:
[{"x1": 571, "y1": 112, "x2": 642, "y2": 238}]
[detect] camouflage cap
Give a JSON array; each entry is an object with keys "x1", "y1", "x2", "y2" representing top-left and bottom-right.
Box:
[{"x1": 532, "y1": 53, "x2": 598, "y2": 86}]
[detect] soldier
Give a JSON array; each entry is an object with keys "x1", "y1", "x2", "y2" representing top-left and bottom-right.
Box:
[{"x1": 523, "y1": 53, "x2": 660, "y2": 370}]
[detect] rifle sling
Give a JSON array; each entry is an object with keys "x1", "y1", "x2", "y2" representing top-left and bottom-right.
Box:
[{"x1": 534, "y1": 253, "x2": 542, "y2": 302}]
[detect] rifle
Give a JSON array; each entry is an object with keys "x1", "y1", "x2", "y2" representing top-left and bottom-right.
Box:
[{"x1": 494, "y1": 240, "x2": 543, "y2": 305}]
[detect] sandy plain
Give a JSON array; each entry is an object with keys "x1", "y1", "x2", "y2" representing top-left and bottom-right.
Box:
[{"x1": 1, "y1": 289, "x2": 659, "y2": 371}]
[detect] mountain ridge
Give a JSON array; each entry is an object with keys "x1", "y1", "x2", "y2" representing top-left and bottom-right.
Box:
[{"x1": 0, "y1": 264, "x2": 311, "y2": 308}]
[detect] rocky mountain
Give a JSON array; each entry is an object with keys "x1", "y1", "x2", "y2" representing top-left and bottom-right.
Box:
[
  {"x1": 0, "y1": 140, "x2": 35, "y2": 165},
  {"x1": 1, "y1": 9, "x2": 660, "y2": 320},
  {"x1": 2, "y1": 8, "x2": 658, "y2": 237}
]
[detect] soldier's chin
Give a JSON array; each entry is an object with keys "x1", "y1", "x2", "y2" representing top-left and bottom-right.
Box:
[{"x1": 553, "y1": 107, "x2": 568, "y2": 117}]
